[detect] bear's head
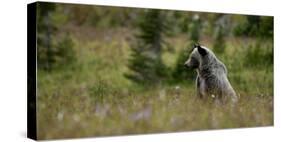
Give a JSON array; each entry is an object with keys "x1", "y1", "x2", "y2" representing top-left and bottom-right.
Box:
[{"x1": 184, "y1": 44, "x2": 212, "y2": 69}]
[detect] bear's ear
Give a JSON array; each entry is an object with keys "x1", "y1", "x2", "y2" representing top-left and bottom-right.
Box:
[
  {"x1": 193, "y1": 43, "x2": 200, "y2": 49},
  {"x1": 197, "y1": 45, "x2": 207, "y2": 56}
]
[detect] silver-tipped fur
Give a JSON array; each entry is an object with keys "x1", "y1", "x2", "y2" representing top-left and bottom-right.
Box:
[{"x1": 184, "y1": 45, "x2": 238, "y2": 103}]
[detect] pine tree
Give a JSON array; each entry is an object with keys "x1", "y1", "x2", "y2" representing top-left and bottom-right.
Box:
[
  {"x1": 213, "y1": 16, "x2": 228, "y2": 54},
  {"x1": 213, "y1": 24, "x2": 226, "y2": 54},
  {"x1": 172, "y1": 14, "x2": 201, "y2": 82},
  {"x1": 37, "y1": 2, "x2": 76, "y2": 70},
  {"x1": 189, "y1": 14, "x2": 201, "y2": 43},
  {"x1": 37, "y1": 2, "x2": 56, "y2": 70},
  {"x1": 125, "y1": 9, "x2": 167, "y2": 85}
]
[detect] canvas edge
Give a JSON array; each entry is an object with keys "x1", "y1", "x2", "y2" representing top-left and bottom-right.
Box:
[{"x1": 27, "y1": 2, "x2": 37, "y2": 140}]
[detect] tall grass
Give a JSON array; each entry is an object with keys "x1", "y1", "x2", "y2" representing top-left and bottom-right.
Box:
[{"x1": 37, "y1": 28, "x2": 273, "y2": 140}]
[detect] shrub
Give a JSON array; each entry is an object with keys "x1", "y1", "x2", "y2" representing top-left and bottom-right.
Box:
[
  {"x1": 244, "y1": 41, "x2": 273, "y2": 68},
  {"x1": 234, "y1": 15, "x2": 273, "y2": 38}
]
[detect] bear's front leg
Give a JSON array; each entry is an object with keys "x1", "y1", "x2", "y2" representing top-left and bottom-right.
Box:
[{"x1": 196, "y1": 75, "x2": 203, "y2": 99}]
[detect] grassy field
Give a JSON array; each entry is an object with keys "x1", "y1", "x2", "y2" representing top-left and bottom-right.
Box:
[{"x1": 37, "y1": 27, "x2": 273, "y2": 140}]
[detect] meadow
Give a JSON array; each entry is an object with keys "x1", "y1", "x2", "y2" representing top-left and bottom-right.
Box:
[{"x1": 37, "y1": 25, "x2": 273, "y2": 139}]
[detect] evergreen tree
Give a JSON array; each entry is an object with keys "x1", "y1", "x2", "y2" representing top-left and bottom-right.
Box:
[
  {"x1": 125, "y1": 9, "x2": 168, "y2": 85},
  {"x1": 213, "y1": 15, "x2": 228, "y2": 54},
  {"x1": 189, "y1": 14, "x2": 201, "y2": 43},
  {"x1": 37, "y1": 2, "x2": 56, "y2": 70},
  {"x1": 37, "y1": 2, "x2": 76, "y2": 70},
  {"x1": 213, "y1": 24, "x2": 226, "y2": 54},
  {"x1": 172, "y1": 14, "x2": 201, "y2": 82}
]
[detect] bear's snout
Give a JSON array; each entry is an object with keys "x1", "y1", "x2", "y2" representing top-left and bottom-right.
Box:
[
  {"x1": 184, "y1": 61, "x2": 190, "y2": 68},
  {"x1": 184, "y1": 60, "x2": 199, "y2": 69}
]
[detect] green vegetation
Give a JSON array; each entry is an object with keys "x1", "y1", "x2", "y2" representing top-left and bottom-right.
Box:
[
  {"x1": 234, "y1": 15, "x2": 273, "y2": 38},
  {"x1": 37, "y1": 3, "x2": 76, "y2": 70},
  {"x1": 172, "y1": 15, "x2": 201, "y2": 82},
  {"x1": 213, "y1": 24, "x2": 226, "y2": 54},
  {"x1": 36, "y1": 2, "x2": 273, "y2": 140},
  {"x1": 125, "y1": 10, "x2": 168, "y2": 85}
]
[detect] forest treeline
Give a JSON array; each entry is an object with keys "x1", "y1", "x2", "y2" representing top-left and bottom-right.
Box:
[{"x1": 37, "y1": 2, "x2": 273, "y2": 85}]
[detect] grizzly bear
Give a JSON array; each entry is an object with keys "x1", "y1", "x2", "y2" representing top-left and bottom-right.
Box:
[{"x1": 184, "y1": 44, "x2": 238, "y2": 103}]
